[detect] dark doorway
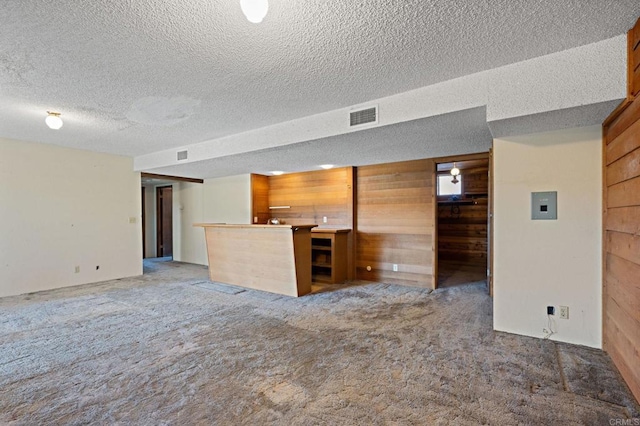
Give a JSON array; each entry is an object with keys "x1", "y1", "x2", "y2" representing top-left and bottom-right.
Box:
[
  {"x1": 156, "y1": 186, "x2": 173, "y2": 258},
  {"x1": 435, "y1": 155, "x2": 490, "y2": 289},
  {"x1": 141, "y1": 187, "x2": 146, "y2": 258}
]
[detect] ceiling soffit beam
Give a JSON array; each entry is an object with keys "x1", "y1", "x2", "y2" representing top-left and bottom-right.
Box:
[
  {"x1": 134, "y1": 35, "x2": 627, "y2": 173},
  {"x1": 141, "y1": 172, "x2": 204, "y2": 184},
  {"x1": 487, "y1": 100, "x2": 623, "y2": 138}
]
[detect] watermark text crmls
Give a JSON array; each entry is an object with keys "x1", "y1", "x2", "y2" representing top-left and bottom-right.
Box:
[{"x1": 609, "y1": 419, "x2": 640, "y2": 426}]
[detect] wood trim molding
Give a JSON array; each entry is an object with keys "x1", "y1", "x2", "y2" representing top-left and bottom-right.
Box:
[
  {"x1": 431, "y1": 152, "x2": 490, "y2": 164},
  {"x1": 346, "y1": 166, "x2": 356, "y2": 280},
  {"x1": 603, "y1": 97, "x2": 633, "y2": 129},
  {"x1": 141, "y1": 172, "x2": 204, "y2": 184},
  {"x1": 431, "y1": 159, "x2": 439, "y2": 290}
]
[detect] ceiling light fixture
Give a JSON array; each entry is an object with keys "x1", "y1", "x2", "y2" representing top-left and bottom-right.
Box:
[
  {"x1": 450, "y1": 162, "x2": 460, "y2": 184},
  {"x1": 45, "y1": 111, "x2": 63, "y2": 130},
  {"x1": 271, "y1": 171, "x2": 284, "y2": 176},
  {"x1": 240, "y1": 0, "x2": 268, "y2": 23},
  {"x1": 320, "y1": 164, "x2": 334, "y2": 170}
]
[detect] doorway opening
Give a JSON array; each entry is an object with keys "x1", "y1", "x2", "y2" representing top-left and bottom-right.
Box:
[
  {"x1": 156, "y1": 186, "x2": 173, "y2": 259},
  {"x1": 140, "y1": 173, "x2": 204, "y2": 266},
  {"x1": 435, "y1": 155, "x2": 490, "y2": 289},
  {"x1": 141, "y1": 180, "x2": 175, "y2": 261}
]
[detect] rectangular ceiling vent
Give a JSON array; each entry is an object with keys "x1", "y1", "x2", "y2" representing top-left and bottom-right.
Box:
[
  {"x1": 350, "y1": 106, "x2": 378, "y2": 127},
  {"x1": 177, "y1": 150, "x2": 188, "y2": 161}
]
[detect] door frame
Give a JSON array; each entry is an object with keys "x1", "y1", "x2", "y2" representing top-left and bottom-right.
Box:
[
  {"x1": 141, "y1": 187, "x2": 146, "y2": 258},
  {"x1": 430, "y1": 151, "x2": 492, "y2": 292},
  {"x1": 155, "y1": 185, "x2": 173, "y2": 258}
]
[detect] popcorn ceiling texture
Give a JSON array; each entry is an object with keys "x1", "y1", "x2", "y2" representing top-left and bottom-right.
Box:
[
  {"x1": 0, "y1": 259, "x2": 638, "y2": 424},
  {"x1": 1, "y1": 1, "x2": 638, "y2": 177}
]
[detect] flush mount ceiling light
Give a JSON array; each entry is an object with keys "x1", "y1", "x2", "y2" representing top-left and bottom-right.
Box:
[
  {"x1": 240, "y1": 0, "x2": 268, "y2": 23},
  {"x1": 45, "y1": 111, "x2": 63, "y2": 130},
  {"x1": 271, "y1": 171, "x2": 284, "y2": 175},
  {"x1": 450, "y1": 162, "x2": 460, "y2": 184},
  {"x1": 320, "y1": 164, "x2": 334, "y2": 170}
]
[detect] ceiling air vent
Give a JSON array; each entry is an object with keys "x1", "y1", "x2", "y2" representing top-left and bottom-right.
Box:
[
  {"x1": 350, "y1": 106, "x2": 378, "y2": 127},
  {"x1": 177, "y1": 150, "x2": 188, "y2": 161}
]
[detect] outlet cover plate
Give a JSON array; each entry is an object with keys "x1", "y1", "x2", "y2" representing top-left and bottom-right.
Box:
[{"x1": 559, "y1": 306, "x2": 569, "y2": 319}]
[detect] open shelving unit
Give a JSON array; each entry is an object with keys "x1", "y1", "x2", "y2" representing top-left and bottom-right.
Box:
[{"x1": 311, "y1": 229, "x2": 350, "y2": 284}]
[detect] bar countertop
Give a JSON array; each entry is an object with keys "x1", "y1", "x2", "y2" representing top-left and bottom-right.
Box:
[{"x1": 194, "y1": 223, "x2": 317, "y2": 230}]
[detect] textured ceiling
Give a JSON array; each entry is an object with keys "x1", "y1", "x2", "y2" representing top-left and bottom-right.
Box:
[{"x1": 1, "y1": 0, "x2": 639, "y2": 176}]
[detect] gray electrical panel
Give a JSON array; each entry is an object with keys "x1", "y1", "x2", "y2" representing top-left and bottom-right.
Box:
[{"x1": 531, "y1": 191, "x2": 557, "y2": 220}]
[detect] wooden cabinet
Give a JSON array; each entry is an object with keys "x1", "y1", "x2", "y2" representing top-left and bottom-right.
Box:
[
  {"x1": 195, "y1": 224, "x2": 316, "y2": 297},
  {"x1": 311, "y1": 229, "x2": 350, "y2": 284}
]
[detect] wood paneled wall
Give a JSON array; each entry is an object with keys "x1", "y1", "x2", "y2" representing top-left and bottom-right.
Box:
[
  {"x1": 438, "y1": 199, "x2": 488, "y2": 265},
  {"x1": 251, "y1": 174, "x2": 270, "y2": 224},
  {"x1": 437, "y1": 163, "x2": 489, "y2": 265},
  {"x1": 268, "y1": 167, "x2": 354, "y2": 227},
  {"x1": 356, "y1": 160, "x2": 435, "y2": 288},
  {"x1": 603, "y1": 17, "x2": 640, "y2": 403},
  {"x1": 603, "y1": 99, "x2": 640, "y2": 403},
  {"x1": 268, "y1": 167, "x2": 355, "y2": 278}
]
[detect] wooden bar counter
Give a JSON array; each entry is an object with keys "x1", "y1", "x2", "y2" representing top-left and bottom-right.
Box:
[{"x1": 194, "y1": 224, "x2": 317, "y2": 297}]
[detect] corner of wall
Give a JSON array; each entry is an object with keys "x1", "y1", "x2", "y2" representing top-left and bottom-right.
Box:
[{"x1": 492, "y1": 126, "x2": 603, "y2": 348}]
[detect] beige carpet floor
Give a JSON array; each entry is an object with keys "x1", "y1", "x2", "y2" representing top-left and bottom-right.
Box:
[
  {"x1": 0, "y1": 258, "x2": 638, "y2": 425},
  {"x1": 437, "y1": 259, "x2": 487, "y2": 289}
]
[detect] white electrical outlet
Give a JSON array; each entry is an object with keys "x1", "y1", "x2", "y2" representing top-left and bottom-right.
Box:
[
  {"x1": 323, "y1": 216, "x2": 327, "y2": 223},
  {"x1": 129, "y1": 217, "x2": 137, "y2": 224},
  {"x1": 559, "y1": 306, "x2": 569, "y2": 319},
  {"x1": 392, "y1": 264, "x2": 398, "y2": 272},
  {"x1": 75, "y1": 266, "x2": 80, "y2": 273}
]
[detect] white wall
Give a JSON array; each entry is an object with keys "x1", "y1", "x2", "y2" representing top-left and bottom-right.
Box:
[
  {"x1": 174, "y1": 174, "x2": 252, "y2": 265},
  {"x1": 0, "y1": 138, "x2": 142, "y2": 298},
  {"x1": 493, "y1": 126, "x2": 602, "y2": 348},
  {"x1": 171, "y1": 182, "x2": 182, "y2": 261}
]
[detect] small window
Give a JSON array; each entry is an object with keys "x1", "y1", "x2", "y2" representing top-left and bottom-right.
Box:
[{"x1": 437, "y1": 174, "x2": 462, "y2": 196}]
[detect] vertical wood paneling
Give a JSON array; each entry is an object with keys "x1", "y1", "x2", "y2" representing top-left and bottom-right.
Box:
[
  {"x1": 437, "y1": 157, "x2": 489, "y2": 272},
  {"x1": 268, "y1": 168, "x2": 352, "y2": 227},
  {"x1": 603, "y1": 18, "x2": 640, "y2": 402},
  {"x1": 356, "y1": 159, "x2": 435, "y2": 288},
  {"x1": 437, "y1": 200, "x2": 488, "y2": 265},
  {"x1": 488, "y1": 149, "x2": 494, "y2": 296},
  {"x1": 268, "y1": 167, "x2": 356, "y2": 279},
  {"x1": 251, "y1": 174, "x2": 270, "y2": 224}
]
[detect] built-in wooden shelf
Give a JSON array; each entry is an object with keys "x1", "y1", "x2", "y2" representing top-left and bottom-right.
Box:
[{"x1": 311, "y1": 228, "x2": 350, "y2": 284}]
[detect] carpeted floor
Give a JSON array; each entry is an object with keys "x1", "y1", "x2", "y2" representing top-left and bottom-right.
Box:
[
  {"x1": 437, "y1": 259, "x2": 487, "y2": 289},
  {"x1": 0, "y1": 258, "x2": 638, "y2": 425}
]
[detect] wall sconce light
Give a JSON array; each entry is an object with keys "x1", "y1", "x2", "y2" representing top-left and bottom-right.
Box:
[
  {"x1": 45, "y1": 111, "x2": 63, "y2": 130},
  {"x1": 240, "y1": 0, "x2": 269, "y2": 23}
]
